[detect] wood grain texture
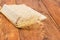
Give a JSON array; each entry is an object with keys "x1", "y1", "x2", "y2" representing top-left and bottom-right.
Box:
[
  {"x1": 0, "y1": 0, "x2": 60, "y2": 40},
  {"x1": 42, "y1": 0, "x2": 60, "y2": 31}
]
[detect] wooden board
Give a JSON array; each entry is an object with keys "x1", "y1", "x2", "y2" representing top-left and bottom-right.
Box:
[{"x1": 0, "y1": 0, "x2": 60, "y2": 40}]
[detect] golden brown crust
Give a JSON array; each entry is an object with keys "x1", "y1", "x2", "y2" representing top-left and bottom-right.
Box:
[{"x1": 16, "y1": 17, "x2": 43, "y2": 29}]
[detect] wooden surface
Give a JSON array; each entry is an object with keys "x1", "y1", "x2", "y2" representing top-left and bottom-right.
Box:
[{"x1": 0, "y1": 0, "x2": 60, "y2": 40}]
